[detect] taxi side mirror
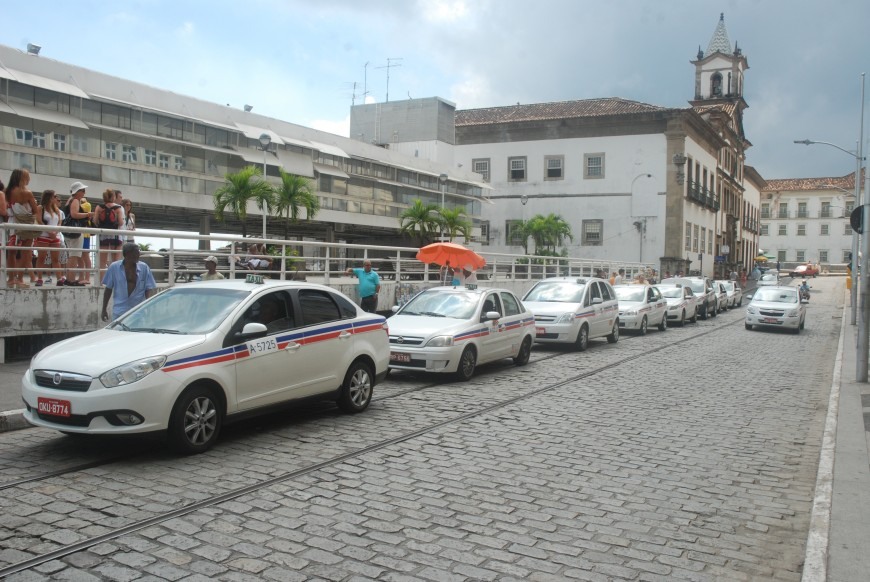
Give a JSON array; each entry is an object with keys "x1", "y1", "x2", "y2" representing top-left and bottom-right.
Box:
[
  {"x1": 591, "y1": 297, "x2": 603, "y2": 305},
  {"x1": 240, "y1": 322, "x2": 268, "y2": 337}
]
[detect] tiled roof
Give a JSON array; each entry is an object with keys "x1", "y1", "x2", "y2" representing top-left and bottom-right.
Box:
[
  {"x1": 693, "y1": 102, "x2": 737, "y2": 116},
  {"x1": 764, "y1": 170, "x2": 863, "y2": 192},
  {"x1": 455, "y1": 98, "x2": 675, "y2": 126},
  {"x1": 705, "y1": 13, "x2": 733, "y2": 56}
]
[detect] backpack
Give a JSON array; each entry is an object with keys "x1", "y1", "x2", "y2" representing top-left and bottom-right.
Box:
[{"x1": 96, "y1": 203, "x2": 121, "y2": 230}]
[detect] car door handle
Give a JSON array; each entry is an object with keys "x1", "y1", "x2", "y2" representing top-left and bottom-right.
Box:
[
  {"x1": 339, "y1": 331, "x2": 352, "y2": 339},
  {"x1": 284, "y1": 342, "x2": 301, "y2": 351}
]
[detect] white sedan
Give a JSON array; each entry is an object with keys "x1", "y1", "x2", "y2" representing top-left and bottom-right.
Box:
[
  {"x1": 613, "y1": 284, "x2": 668, "y2": 334},
  {"x1": 21, "y1": 277, "x2": 390, "y2": 453},
  {"x1": 388, "y1": 285, "x2": 535, "y2": 381},
  {"x1": 657, "y1": 284, "x2": 699, "y2": 326},
  {"x1": 745, "y1": 286, "x2": 806, "y2": 333}
]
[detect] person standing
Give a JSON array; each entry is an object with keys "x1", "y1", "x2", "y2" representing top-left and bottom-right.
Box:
[
  {"x1": 345, "y1": 259, "x2": 380, "y2": 313},
  {"x1": 101, "y1": 242, "x2": 157, "y2": 322},
  {"x1": 201, "y1": 256, "x2": 224, "y2": 280},
  {"x1": 6, "y1": 169, "x2": 40, "y2": 288},
  {"x1": 34, "y1": 190, "x2": 63, "y2": 286},
  {"x1": 439, "y1": 261, "x2": 454, "y2": 285},
  {"x1": 122, "y1": 199, "x2": 136, "y2": 242},
  {"x1": 79, "y1": 194, "x2": 93, "y2": 285},
  {"x1": 63, "y1": 182, "x2": 93, "y2": 286},
  {"x1": 614, "y1": 268, "x2": 624, "y2": 285},
  {"x1": 96, "y1": 188, "x2": 124, "y2": 278}
]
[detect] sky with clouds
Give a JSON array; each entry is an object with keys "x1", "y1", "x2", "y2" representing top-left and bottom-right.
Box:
[{"x1": 3, "y1": 0, "x2": 869, "y2": 181}]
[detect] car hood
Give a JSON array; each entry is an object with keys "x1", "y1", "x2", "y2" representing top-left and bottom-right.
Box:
[
  {"x1": 664, "y1": 297, "x2": 687, "y2": 305},
  {"x1": 617, "y1": 300, "x2": 644, "y2": 310},
  {"x1": 31, "y1": 329, "x2": 207, "y2": 375},
  {"x1": 388, "y1": 314, "x2": 479, "y2": 338},
  {"x1": 523, "y1": 301, "x2": 583, "y2": 316},
  {"x1": 750, "y1": 300, "x2": 801, "y2": 311}
]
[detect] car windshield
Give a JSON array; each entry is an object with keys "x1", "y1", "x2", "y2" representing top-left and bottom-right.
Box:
[
  {"x1": 399, "y1": 289, "x2": 480, "y2": 319},
  {"x1": 723, "y1": 282, "x2": 735, "y2": 292},
  {"x1": 614, "y1": 287, "x2": 645, "y2": 302},
  {"x1": 761, "y1": 274, "x2": 777, "y2": 281},
  {"x1": 753, "y1": 289, "x2": 798, "y2": 304},
  {"x1": 111, "y1": 287, "x2": 250, "y2": 334},
  {"x1": 683, "y1": 280, "x2": 704, "y2": 293},
  {"x1": 524, "y1": 282, "x2": 585, "y2": 303},
  {"x1": 659, "y1": 287, "x2": 684, "y2": 299}
]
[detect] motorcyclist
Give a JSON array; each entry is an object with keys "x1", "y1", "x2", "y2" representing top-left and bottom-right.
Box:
[{"x1": 799, "y1": 279, "x2": 810, "y2": 300}]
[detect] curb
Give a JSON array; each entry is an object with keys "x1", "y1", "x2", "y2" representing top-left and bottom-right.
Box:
[{"x1": 0, "y1": 409, "x2": 28, "y2": 432}]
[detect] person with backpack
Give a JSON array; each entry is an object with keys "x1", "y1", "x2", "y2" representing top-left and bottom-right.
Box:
[
  {"x1": 95, "y1": 188, "x2": 125, "y2": 278},
  {"x1": 62, "y1": 182, "x2": 93, "y2": 286}
]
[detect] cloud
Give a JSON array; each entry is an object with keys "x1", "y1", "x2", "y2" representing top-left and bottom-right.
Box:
[
  {"x1": 420, "y1": 0, "x2": 469, "y2": 23},
  {"x1": 310, "y1": 115, "x2": 351, "y2": 138},
  {"x1": 175, "y1": 21, "x2": 195, "y2": 39}
]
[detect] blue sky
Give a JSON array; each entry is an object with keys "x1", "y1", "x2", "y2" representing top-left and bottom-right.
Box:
[{"x1": 3, "y1": 0, "x2": 870, "y2": 181}]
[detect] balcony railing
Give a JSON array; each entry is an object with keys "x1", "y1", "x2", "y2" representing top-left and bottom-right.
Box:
[{"x1": 686, "y1": 181, "x2": 720, "y2": 212}]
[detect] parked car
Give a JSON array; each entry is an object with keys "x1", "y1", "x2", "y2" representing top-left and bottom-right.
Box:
[
  {"x1": 660, "y1": 277, "x2": 717, "y2": 320},
  {"x1": 711, "y1": 281, "x2": 728, "y2": 313},
  {"x1": 613, "y1": 284, "x2": 668, "y2": 335},
  {"x1": 21, "y1": 278, "x2": 390, "y2": 453},
  {"x1": 387, "y1": 285, "x2": 535, "y2": 381},
  {"x1": 522, "y1": 277, "x2": 620, "y2": 351},
  {"x1": 757, "y1": 272, "x2": 780, "y2": 287},
  {"x1": 657, "y1": 284, "x2": 699, "y2": 326},
  {"x1": 789, "y1": 263, "x2": 820, "y2": 278},
  {"x1": 716, "y1": 280, "x2": 743, "y2": 308},
  {"x1": 745, "y1": 285, "x2": 806, "y2": 333}
]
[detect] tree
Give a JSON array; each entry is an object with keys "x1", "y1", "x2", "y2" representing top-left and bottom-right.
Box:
[
  {"x1": 436, "y1": 207, "x2": 472, "y2": 242},
  {"x1": 273, "y1": 169, "x2": 319, "y2": 240},
  {"x1": 212, "y1": 166, "x2": 274, "y2": 239},
  {"x1": 399, "y1": 199, "x2": 440, "y2": 246},
  {"x1": 526, "y1": 213, "x2": 573, "y2": 254},
  {"x1": 509, "y1": 220, "x2": 533, "y2": 255}
]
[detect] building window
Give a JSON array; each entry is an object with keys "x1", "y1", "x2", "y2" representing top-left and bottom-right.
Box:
[
  {"x1": 71, "y1": 134, "x2": 89, "y2": 154},
  {"x1": 145, "y1": 149, "x2": 157, "y2": 165},
  {"x1": 760, "y1": 203, "x2": 770, "y2": 219},
  {"x1": 584, "y1": 153, "x2": 605, "y2": 179},
  {"x1": 760, "y1": 224, "x2": 769, "y2": 236},
  {"x1": 797, "y1": 224, "x2": 806, "y2": 236},
  {"x1": 582, "y1": 219, "x2": 603, "y2": 246},
  {"x1": 508, "y1": 157, "x2": 526, "y2": 182},
  {"x1": 846, "y1": 223, "x2": 853, "y2": 235},
  {"x1": 174, "y1": 156, "x2": 185, "y2": 171},
  {"x1": 778, "y1": 250, "x2": 787, "y2": 262},
  {"x1": 479, "y1": 221, "x2": 490, "y2": 246},
  {"x1": 472, "y1": 158, "x2": 490, "y2": 183},
  {"x1": 711, "y1": 72, "x2": 723, "y2": 96},
  {"x1": 778, "y1": 224, "x2": 787, "y2": 236},
  {"x1": 843, "y1": 250, "x2": 851, "y2": 263},
  {"x1": 14, "y1": 129, "x2": 32, "y2": 145},
  {"x1": 685, "y1": 221, "x2": 691, "y2": 250},
  {"x1": 797, "y1": 202, "x2": 808, "y2": 218},
  {"x1": 122, "y1": 145, "x2": 137, "y2": 163},
  {"x1": 159, "y1": 154, "x2": 170, "y2": 169},
  {"x1": 53, "y1": 133, "x2": 66, "y2": 151},
  {"x1": 821, "y1": 201, "x2": 832, "y2": 218},
  {"x1": 692, "y1": 224, "x2": 699, "y2": 252},
  {"x1": 544, "y1": 156, "x2": 564, "y2": 180},
  {"x1": 708, "y1": 235, "x2": 713, "y2": 255},
  {"x1": 778, "y1": 203, "x2": 788, "y2": 218},
  {"x1": 796, "y1": 250, "x2": 805, "y2": 262},
  {"x1": 821, "y1": 224, "x2": 829, "y2": 236},
  {"x1": 700, "y1": 227, "x2": 706, "y2": 254},
  {"x1": 505, "y1": 220, "x2": 524, "y2": 246},
  {"x1": 105, "y1": 142, "x2": 117, "y2": 160},
  {"x1": 846, "y1": 201, "x2": 855, "y2": 214},
  {"x1": 819, "y1": 250, "x2": 828, "y2": 263}
]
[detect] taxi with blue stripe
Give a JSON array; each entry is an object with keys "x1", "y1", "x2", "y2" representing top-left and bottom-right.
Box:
[
  {"x1": 613, "y1": 284, "x2": 669, "y2": 335},
  {"x1": 522, "y1": 277, "x2": 620, "y2": 351},
  {"x1": 21, "y1": 276, "x2": 389, "y2": 453},
  {"x1": 387, "y1": 285, "x2": 535, "y2": 381}
]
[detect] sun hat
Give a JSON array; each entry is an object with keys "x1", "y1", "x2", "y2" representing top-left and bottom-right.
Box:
[
  {"x1": 69, "y1": 181, "x2": 88, "y2": 194},
  {"x1": 205, "y1": 256, "x2": 218, "y2": 264}
]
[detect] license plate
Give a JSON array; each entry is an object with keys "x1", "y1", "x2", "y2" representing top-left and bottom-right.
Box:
[
  {"x1": 536, "y1": 326, "x2": 546, "y2": 336},
  {"x1": 762, "y1": 317, "x2": 780, "y2": 324},
  {"x1": 390, "y1": 352, "x2": 411, "y2": 363},
  {"x1": 38, "y1": 397, "x2": 71, "y2": 418}
]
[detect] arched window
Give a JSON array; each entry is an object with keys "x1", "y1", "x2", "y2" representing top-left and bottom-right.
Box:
[{"x1": 711, "y1": 73, "x2": 723, "y2": 96}]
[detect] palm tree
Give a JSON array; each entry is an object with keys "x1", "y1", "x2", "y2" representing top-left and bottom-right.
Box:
[
  {"x1": 526, "y1": 213, "x2": 573, "y2": 254},
  {"x1": 510, "y1": 220, "x2": 533, "y2": 255},
  {"x1": 436, "y1": 207, "x2": 472, "y2": 242},
  {"x1": 273, "y1": 169, "x2": 319, "y2": 240},
  {"x1": 212, "y1": 166, "x2": 274, "y2": 239},
  {"x1": 399, "y1": 199, "x2": 440, "y2": 246}
]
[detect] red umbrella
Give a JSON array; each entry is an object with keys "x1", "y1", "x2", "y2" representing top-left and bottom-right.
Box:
[{"x1": 415, "y1": 242, "x2": 486, "y2": 271}]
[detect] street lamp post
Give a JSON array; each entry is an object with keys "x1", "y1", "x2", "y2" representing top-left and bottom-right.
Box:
[
  {"x1": 258, "y1": 133, "x2": 272, "y2": 240},
  {"x1": 795, "y1": 139, "x2": 861, "y2": 326},
  {"x1": 438, "y1": 173, "x2": 448, "y2": 241}
]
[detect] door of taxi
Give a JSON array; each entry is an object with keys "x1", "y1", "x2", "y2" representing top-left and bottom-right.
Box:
[
  {"x1": 586, "y1": 281, "x2": 607, "y2": 337},
  {"x1": 498, "y1": 291, "x2": 526, "y2": 356},
  {"x1": 292, "y1": 288, "x2": 354, "y2": 397},
  {"x1": 479, "y1": 292, "x2": 508, "y2": 361},
  {"x1": 232, "y1": 290, "x2": 300, "y2": 410}
]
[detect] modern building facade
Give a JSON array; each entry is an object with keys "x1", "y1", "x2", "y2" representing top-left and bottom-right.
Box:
[
  {"x1": 0, "y1": 44, "x2": 489, "y2": 247},
  {"x1": 760, "y1": 173, "x2": 858, "y2": 270}
]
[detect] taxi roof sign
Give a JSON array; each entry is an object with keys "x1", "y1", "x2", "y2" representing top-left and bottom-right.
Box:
[{"x1": 245, "y1": 274, "x2": 265, "y2": 284}]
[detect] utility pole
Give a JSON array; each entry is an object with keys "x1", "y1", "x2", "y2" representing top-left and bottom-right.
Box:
[{"x1": 376, "y1": 58, "x2": 403, "y2": 102}]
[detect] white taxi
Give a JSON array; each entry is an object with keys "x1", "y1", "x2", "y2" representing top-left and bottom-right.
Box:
[
  {"x1": 522, "y1": 277, "x2": 620, "y2": 351},
  {"x1": 657, "y1": 284, "x2": 699, "y2": 326},
  {"x1": 387, "y1": 285, "x2": 535, "y2": 381},
  {"x1": 21, "y1": 276, "x2": 390, "y2": 453},
  {"x1": 613, "y1": 284, "x2": 668, "y2": 335}
]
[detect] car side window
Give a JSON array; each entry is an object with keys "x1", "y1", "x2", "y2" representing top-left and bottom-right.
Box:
[
  {"x1": 235, "y1": 291, "x2": 295, "y2": 337},
  {"x1": 298, "y1": 289, "x2": 342, "y2": 326},
  {"x1": 333, "y1": 292, "x2": 359, "y2": 318},
  {"x1": 482, "y1": 293, "x2": 503, "y2": 317},
  {"x1": 590, "y1": 282, "x2": 602, "y2": 302},
  {"x1": 500, "y1": 292, "x2": 521, "y2": 316}
]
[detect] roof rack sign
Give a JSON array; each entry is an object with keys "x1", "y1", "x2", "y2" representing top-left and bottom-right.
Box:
[{"x1": 245, "y1": 274, "x2": 265, "y2": 284}]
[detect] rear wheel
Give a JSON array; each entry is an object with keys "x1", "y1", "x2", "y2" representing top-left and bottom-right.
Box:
[
  {"x1": 657, "y1": 314, "x2": 667, "y2": 332},
  {"x1": 678, "y1": 310, "x2": 686, "y2": 327},
  {"x1": 606, "y1": 321, "x2": 619, "y2": 344},
  {"x1": 337, "y1": 360, "x2": 373, "y2": 413},
  {"x1": 699, "y1": 304, "x2": 708, "y2": 320},
  {"x1": 638, "y1": 316, "x2": 648, "y2": 336},
  {"x1": 455, "y1": 346, "x2": 477, "y2": 381},
  {"x1": 574, "y1": 325, "x2": 589, "y2": 352},
  {"x1": 745, "y1": 323, "x2": 753, "y2": 330},
  {"x1": 168, "y1": 386, "x2": 222, "y2": 454},
  {"x1": 690, "y1": 308, "x2": 698, "y2": 323},
  {"x1": 513, "y1": 336, "x2": 532, "y2": 366}
]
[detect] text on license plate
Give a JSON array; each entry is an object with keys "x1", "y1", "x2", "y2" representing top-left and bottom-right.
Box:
[
  {"x1": 38, "y1": 397, "x2": 71, "y2": 417},
  {"x1": 762, "y1": 317, "x2": 781, "y2": 324},
  {"x1": 536, "y1": 326, "x2": 546, "y2": 336},
  {"x1": 390, "y1": 352, "x2": 411, "y2": 363}
]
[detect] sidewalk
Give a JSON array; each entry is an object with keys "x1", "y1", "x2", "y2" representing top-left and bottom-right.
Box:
[{"x1": 0, "y1": 359, "x2": 28, "y2": 431}]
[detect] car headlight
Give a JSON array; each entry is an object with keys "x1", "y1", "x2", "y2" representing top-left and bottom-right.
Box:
[
  {"x1": 668, "y1": 304, "x2": 679, "y2": 311},
  {"x1": 786, "y1": 309, "x2": 799, "y2": 318},
  {"x1": 746, "y1": 306, "x2": 757, "y2": 314},
  {"x1": 100, "y1": 356, "x2": 167, "y2": 388},
  {"x1": 426, "y1": 336, "x2": 455, "y2": 348},
  {"x1": 555, "y1": 313, "x2": 576, "y2": 324}
]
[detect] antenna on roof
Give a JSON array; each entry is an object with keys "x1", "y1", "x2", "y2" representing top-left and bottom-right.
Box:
[{"x1": 376, "y1": 58, "x2": 403, "y2": 102}]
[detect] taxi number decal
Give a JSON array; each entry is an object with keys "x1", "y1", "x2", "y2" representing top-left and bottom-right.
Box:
[{"x1": 247, "y1": 338, "x2": 278, "y2": 355}]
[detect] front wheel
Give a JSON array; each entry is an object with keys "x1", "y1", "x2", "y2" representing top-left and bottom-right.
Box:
[
  {"x1": 574, "y1": 324, "x2": 589, "y2": 352},
  {"x1": 168, "y1": 386, "x2": 222, "y2": 455},
  {"x1": 657, "y1": 314, "x2": 667, "y2": 332},
  {"x1": 690, "y1": 308, "x2": 698, "y2": 323},
  {"x1": 638, "y1": 316, "x2": 648, "y2": 336},
  {"x1": 699, "y1": 304, "x2": 708, "y2": 320},
  {"x1": 337, "y1": 360, "x2": 374, "y2": 413},
  {"x1": 606, "y1": 321, "x2": 619, "y2": 344},
  {"x1": 513, "y1": 336, "x2": 532, "y2": 366},
  {"x1": 745, "y1": 323, "x2": 753, "y2": 330},
  {"x1": 455, "y1": 346, "x2": 477, "y2": 381}
]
